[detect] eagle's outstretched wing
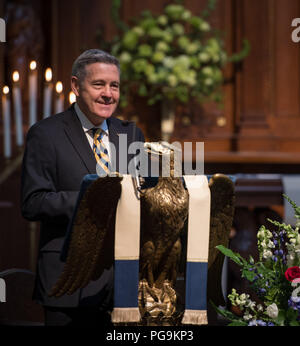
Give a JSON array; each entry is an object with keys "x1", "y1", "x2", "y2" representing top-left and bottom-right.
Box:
[
  {"x1": 49, "y1": 176, "x2": 122, "y2": 298},
  {"x1": 207, "y1": 174, "x2": 235, "y2": 306}
]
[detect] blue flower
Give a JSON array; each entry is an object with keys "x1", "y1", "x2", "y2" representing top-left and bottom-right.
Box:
[
  {"x1": 259, "y1": 288, "x2": 266, "y2": 295},
  {"x1": 291, "y1": 296, "x2": 300, "y2": 303},
  {"x1": 248, "y1": 320, "x2": 257, "y2": 326},
  {"x1": 288, "y1": 296, "x2": 300, "y2": 312},
  {"x1": 257, "y1": 320, "x2": 267, "y2": 326},
  {"x1": 248, "y1": 319, "x2": 274, "y2": 326}
]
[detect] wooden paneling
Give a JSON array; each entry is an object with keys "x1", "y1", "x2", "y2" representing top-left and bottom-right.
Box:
[
  {"x1": 45, "y1": 0, "x2": 300, "y2": 159},
  {"x1": 234, "y1": 0, "x2": 300, "y2": 153},
  {"x1": 0, "y1": 0, "x2": 300, "y2": 159},
  {"x1": 273, "y1": 0, "x2": 300, "y2": 119},
  {"x1": 235, "y1": 0, "x2": 272, "y2": 145}
]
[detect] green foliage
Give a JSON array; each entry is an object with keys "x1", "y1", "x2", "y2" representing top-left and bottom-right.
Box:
[{"x1": 106, "y1": 0, "x2": 249, "y2": 108}]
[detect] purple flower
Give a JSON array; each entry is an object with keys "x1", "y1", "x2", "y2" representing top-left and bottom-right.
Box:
[
  {"x1": 288, "y1": 296, "x2": 300, "y2": 312},
  {"x1": 248, "y1": 320, "x2": 256, "y2": 326},
  {"x1": 259, "y1": 288, "x2": 266, "y2": 295},
  {"x1": 257, "y1": 320, "x2": 267, "y2": 326},
  {"x1": 248, "y1": 319, "x2": 275, "y2": 326}
]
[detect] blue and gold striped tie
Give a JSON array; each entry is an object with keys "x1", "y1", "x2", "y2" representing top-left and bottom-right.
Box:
[{"x1": 92, "y1": 128, "x2": 110, "y2": 175}]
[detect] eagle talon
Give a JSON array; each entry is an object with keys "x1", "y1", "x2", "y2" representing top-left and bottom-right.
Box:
[{"x1": 138, "y1": 279, "x2": 177, "y2": 318}]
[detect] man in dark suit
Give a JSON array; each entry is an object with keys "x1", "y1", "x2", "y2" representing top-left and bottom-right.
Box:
[{"x1": 21, "y1": 49, "x2": 145, "y2": 326}]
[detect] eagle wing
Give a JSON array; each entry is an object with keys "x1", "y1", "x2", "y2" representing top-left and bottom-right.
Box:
[
  {"x1": 207, "y1": 174, "x2": 235, "y2": 306},
  {"x1": 49, "y1": 176, "x2": 122, "y2": 297}
]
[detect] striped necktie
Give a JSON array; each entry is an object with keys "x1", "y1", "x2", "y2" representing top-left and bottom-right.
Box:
[{"x1": 92, "y1": 128, "x2": 110, "y2": 175}]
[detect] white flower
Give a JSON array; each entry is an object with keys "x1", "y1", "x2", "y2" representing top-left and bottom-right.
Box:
[
  {"x1": 268, "y1": 240, "x2": 275, "y2": 248},
  {"x1": 132, "y1": 26, "x2": 145, "y2": 36},
  {"x1": 287, "y1": 253, "x2": 295, "y2": 267},
  {"x1": 246, "y1": 301, "x2": 256, "y2": 310},
  {"x1": 257, "y1": 304, "x2": 264, "y2": 312},
  {"x1": 243, "y1": 313, "x2": 253, "y2": 321},
  {"x1": 266, "y1": 303, "x2": 278, "y2": 319},
  {"x1": 262, "y1": 250, "x2": 273, "y2": 259},
  {"x1": 235, "y1": 298, "x2": 241, "y2": 305},
  {"x1": 119, "y1": 52, "x2": 132, "y2": 63},
  {"x1": 240, "y1": 293, "x2": 247, "y2": 301},
  {"x1": 260, "y1": 240, "x2": 267, "y2": 248}
]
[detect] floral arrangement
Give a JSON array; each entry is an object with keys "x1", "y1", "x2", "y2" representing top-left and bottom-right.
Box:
[
  {"x1": 213, "y1": 195, "x2": 300, "y2": 326},
  {"x1": 109, "y1": 0, "x2": 249, "y2": 108}
]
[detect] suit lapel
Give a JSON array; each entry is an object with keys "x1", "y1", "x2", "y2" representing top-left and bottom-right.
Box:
[
  {"x1": 107, "y1": 117, "x2": 139, "y2": 175},
  {"x1": 107, "y1": 117, "x2": 120, "y2": 173},
  {"x1": 62, "y1": 106, "x2": 96, "y2": 174}
]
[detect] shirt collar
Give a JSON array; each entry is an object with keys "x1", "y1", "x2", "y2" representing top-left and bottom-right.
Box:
[{"x1": 74, "y1": 102, "x2": 108, "y2": 135}]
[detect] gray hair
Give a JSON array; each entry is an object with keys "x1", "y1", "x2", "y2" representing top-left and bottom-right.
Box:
[{"x1": 71, "y1": 49, "x2": 120, "y2": 81}]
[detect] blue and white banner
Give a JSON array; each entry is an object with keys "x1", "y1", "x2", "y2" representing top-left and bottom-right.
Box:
[
  {"x1": 111, "y1": 174, "x2": 141, "y2": 322},
  {"x1": 182, "y1": 175, "x2": 211, "y2": 325}
]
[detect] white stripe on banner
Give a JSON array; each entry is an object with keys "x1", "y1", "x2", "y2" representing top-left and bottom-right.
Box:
[
  {"x1": 184, "y1": 175, "x2": 211, "y2": 262},
  {"x1": 114, "y1": 174, "x2": 140, "y2": 260}
]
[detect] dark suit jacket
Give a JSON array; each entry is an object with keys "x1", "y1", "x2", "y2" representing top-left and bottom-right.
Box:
[{"x1": 21, "y1": 104, "x2": 144, "y2": 308}]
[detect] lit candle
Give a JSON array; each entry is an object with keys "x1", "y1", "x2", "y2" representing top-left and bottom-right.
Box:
[
  {"x1": 43, "y1": 68, "x2": 53, "y2": 118},
  {"x1": 68, "y1": 91, "x2": 76, "y2": 105},
  {"x1": 12, "y1": 70, "x2": 23, "y2": 146},
  {"x1": 29, "y1": 60, "x2": 37, "y2": 127},
  {"x1": 2, "y1": 86, "x2": 11, "y2": 158},
  {"x1": 55, "y1": 81, "x2": 64, "y2": 113}
]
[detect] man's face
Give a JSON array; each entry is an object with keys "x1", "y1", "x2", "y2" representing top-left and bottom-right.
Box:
[{"x1": 71, "y1": 62, "x2": 120, "y2": 125}]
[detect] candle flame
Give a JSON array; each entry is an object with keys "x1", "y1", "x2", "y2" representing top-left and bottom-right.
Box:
[
  {"x1": 69, "y1": 91, "x2": 76, "y2": 104},
  {"x1": 45, "y1": 68, "x2": 52, "y2": 82},
  {"x1": 12, "y1": 71, "x2": 20, "y2": 82},
  {"x1": 56, "y1": 81, "x2": 63, "y2": 94},
  {"x1": 30, "y1": 60, "x2": 37, "y2": 70},
  {"x1": 3, "y1": 86, "x2": 9, "y2": 94}
]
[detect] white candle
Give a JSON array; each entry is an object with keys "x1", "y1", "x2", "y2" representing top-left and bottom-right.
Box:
[
  {"x1": 43, "y1": 67, "x2": 53, "y2": 118},
  {"x1": 55, "y1": 81, "x2": 64, "y2": 113},
  {"x1": 2, "y1": 86, "x2": 11, "y2": 158},
  {"x1": 29, "y1": 60, "x2": 37, "y2": 127},
  {"x1": 68, "y1": 91, "x2": 76, "y2": 105},
  {"x1": 12, "y1": 71, "x2": 23, "y2": 146}
]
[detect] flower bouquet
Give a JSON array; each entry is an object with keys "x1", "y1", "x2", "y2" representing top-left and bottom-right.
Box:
[
  {"x1": 109, "y1": 0, "x2": 249, "y2": 108},
  {"x1": 213, "y1": 195, "x2": 300, "y2": 326}
]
